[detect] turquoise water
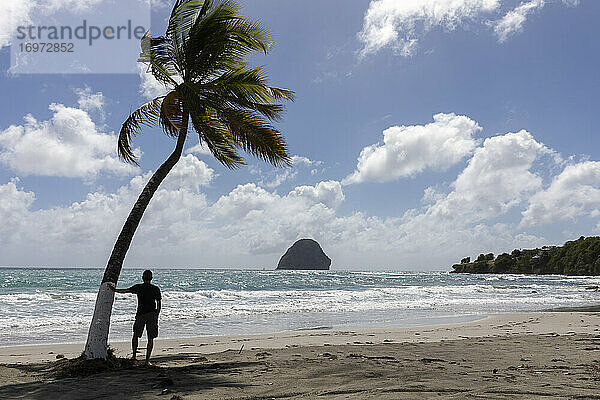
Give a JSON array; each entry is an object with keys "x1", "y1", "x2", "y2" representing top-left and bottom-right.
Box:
[{"x1": 1, "y1": 268, "x2": 599, "y2": 347}]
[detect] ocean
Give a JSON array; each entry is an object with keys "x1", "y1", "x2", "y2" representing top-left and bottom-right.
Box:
[{"x1": 1, "y1": 268, "x2": 599, "y2": 347}]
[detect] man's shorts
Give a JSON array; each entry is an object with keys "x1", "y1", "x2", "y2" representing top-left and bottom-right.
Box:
[{"x1": 133, "y1": 311, "x2": 159, "y2": 339}]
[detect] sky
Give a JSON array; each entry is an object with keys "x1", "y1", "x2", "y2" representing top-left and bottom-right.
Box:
[{"x1": 0, "y1": 0, "x2": 599, "y2": 270}]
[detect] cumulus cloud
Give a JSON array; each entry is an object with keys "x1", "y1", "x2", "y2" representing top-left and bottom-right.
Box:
[
  {"x1": 423, "y1": 129, "x2": 552, "y2": 223},
  {"x1": 74, "y1": 87, "x2": 105, "y2": 113},
  {"x1": 358, "y1": 0, "x2": 500, "y2": 57},
  {"x1": 0, "y1": 0, "x2": 34, "y2": 48},
  {"x1": 494, "y1": 0, "x2": 545, "y2": 43},
  {"x1": 291, "y1": 155, "x2": 323, "y2": 168},
  {"x1": 261, "y1": 169, "x2": 297, "y2": 189},
  {"x1": 249, "y1": 155, "x2": 324, "y2": 188},
  {"x1": 358, "y1": 0, "x2": 580, "y2": 57},
  {"x1": 521, "y1": 161, "x2": 600, "y2": 226},
  {"x1": 0, "y1": 144, "x2": 548, "y2": 269},
  {"x1": 0, "y1": 111, "x2": 595, "y2": 270},
  {"x1": 288, "y1": 181, "x2": 345, "y2": 210},
  {"x1": 138, "y1": 64, "x2": 170, "y2": 100},
  {"x1": 160, "y1": 154, "x2": 215, "y2": 192},
  {"x1": 562, "y1": 0, "x2": 579, "y2": 6},
  {"x1": 0, "y1": 178, "x2": 35, "y2": 244},
  {"x1": 0, "y1": 169, "x2": 347, "y2": 266},
  {"x1": 0, "y1": 154, "x2": 212, "y2": 255},
  {"x1": 42, "y1": 0, "x2": 106, "y2": 12},
  {"x1": 343, "y1": 113, "x2": 480, "y2": 185},
  {"x1": 369, "y1": 129, "x2": 556, "y2": 263},
  {"x1": 0, "y1": 0, "x2": 107, "y2": 48},
  {"x1": 185, "y1": 141, "x2": 212, "y2": 156},
  {"x1": 0, "y1": 95, "x2": 139, "y2": 179}
]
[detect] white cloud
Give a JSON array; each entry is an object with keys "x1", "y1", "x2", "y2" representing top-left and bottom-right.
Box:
[
  {"x1": 74, "y1": 87, "x2": 105, "y2": 113},
  {"x1": 0, "y1": 99, "x2": 139, "y2": 179},
  {"x1": 0, "y1": 178, "x2": 35, "y2": 245},
  {"x1": 358, "y1": 0, "x2": 500, "y2": 57},
  {"x1": 361, "y1": 129, "x2": 555, "y2": 264},
  {"x1": 423, "y1": 129, "x2": 552, "y2": 223},
  {"x1": 0, "y1": 148, "x2": 548, "y2": 269},
  {"x1": 0, "y1": 0, "x2": 107, "y2": 48},
  {"x1": 343, "y1": 113, "x2": 480, "y2": 184},
  {"x1": 183, "y1": 179, "x2": 345, "y2": 256},
  {"x1": 494, "y1": 0, "x2": 545, "y2": 43},
  {"x1": 358, "y1": 0, "x2": 580, "y2": 57},
  {"x1": 262, "y1": 169, "x2": 298, "y2": 189},
  {"x1": 186, "y1": 141, "x2": 212, "y2": 156},
  {"x1": 0, "y1": 171, "x2": 347, "y2": 266},
  {"x1": 289, "y1": 180, "x2": 345, "y2": 210},
  {"x1": 0, "y1": 0, "x2": 35, "y2": 48},
  {"x1": 422, "y1": 186, "x2": 445, "y2": 204},
  {"x1": 160, "y1": 154, "x2": 215, "y2": 192},
  {"x1": 138, "y1": 64, "x2": 170, "y2": 100},
  {"x1": 0, "y1": 155, "x2": 213, "y2": 259},
  {"x1": 521, "y1": 161, "x2": 600, "y2": 226},
  {"x1": 249, "y1": 155, "x2": 324, "y2": 188},
  {"x1": 42, "y1": 0, "x2": 105, "y2": 12},
  {"x1": 291, "y1": 155, "x2": 323, "y2": 167},
  {"x1": 0, "y1": 113, "x2": 593, "y2": 270}
]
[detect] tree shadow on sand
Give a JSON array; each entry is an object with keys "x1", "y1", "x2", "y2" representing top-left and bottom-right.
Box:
[{"x1": 0, "y1": 353, "x2": 262, "y2": 400}]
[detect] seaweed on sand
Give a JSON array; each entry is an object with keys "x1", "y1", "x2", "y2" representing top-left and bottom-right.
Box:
[{"x1": 47, "y1": 347, "x2": 141, "y2": 379}]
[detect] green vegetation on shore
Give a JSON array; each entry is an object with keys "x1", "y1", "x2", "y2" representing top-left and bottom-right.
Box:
[{"x1": 452, "y1": 236, "x2": 600, "y2": 275}]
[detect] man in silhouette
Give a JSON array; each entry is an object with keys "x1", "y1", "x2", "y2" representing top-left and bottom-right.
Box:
[{"x1": 108, "y1": 270, "x2": 161, "y2": 365}]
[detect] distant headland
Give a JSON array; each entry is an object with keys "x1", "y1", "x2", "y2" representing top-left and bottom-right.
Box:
[{"x1": 451, "y1": 236, "x2": 600, "y2": 275}]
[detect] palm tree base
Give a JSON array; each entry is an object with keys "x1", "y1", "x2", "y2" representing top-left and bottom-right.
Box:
[{"x1": 84, "y1": 282, "x2": 115, "y2": 359}]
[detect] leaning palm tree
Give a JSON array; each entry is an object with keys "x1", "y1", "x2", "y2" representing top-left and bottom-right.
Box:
[{"x1": 84, "y1": 0, "x2": 293, "y2": 359}]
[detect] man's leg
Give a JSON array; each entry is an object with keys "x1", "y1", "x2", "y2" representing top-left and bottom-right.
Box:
[
  {"x1": 132, "y1": 335, "x2": 138, "y2": 360},
  {"x1": 145, "y1": 337, "x2": 153, "y2": 364},
  {"x1": 144, "y1": 311, "x2": 158, "y2": 365},
  {"x1": 132, "y1": 315, "x2": 144, "y2": 360}
]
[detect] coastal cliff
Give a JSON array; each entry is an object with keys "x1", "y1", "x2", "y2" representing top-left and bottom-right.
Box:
[{"x1": 452, "y1": 236, "x2": 600, "y2": 275}]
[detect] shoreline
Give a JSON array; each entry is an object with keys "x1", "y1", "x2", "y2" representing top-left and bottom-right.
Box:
[
  {"x1": 3, "y1": 304, "x2": 599, "y2": 354},
  {"x1": 541, "y1": 304, "x2": 600, "y2": 312},
  {"x1": 2, "y1": 310, "x2": 598, "y2": 365},
  {"x1": 2, "y1": 311, "x2": 600, "y2": 399},
  {"x1": 0, "y1": 312, "x2": 486, "y2": 350}
]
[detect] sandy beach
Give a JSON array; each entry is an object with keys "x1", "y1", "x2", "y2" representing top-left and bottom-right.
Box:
[
  {"x1": 1, "y1": 311, "x2": 599, "y2": 399},
  {"x1": 1, "y1": 0, "x2": 599, "y2": 399}
]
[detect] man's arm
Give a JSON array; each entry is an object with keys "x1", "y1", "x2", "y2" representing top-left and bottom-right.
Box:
[
  {"x1": 107, "y1": 282, "x2": 133, "y2": 294},
  {"x1": 155, "y1": 286, "x2": 162, "y2": 315}
]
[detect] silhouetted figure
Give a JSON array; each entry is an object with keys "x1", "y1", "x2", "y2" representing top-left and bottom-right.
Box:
[{"x1": 108, "y1": 270, "x2": 161, "y2": 365}]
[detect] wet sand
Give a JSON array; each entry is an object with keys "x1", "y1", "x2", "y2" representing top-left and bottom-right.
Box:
[{"x1": 1, "y1": 312, "x2": 599, "y2": 399}]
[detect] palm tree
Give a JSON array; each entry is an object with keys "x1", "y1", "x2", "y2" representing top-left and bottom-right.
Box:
[{"x1": 84, "y1": 0, "x2": 294, "y2": 359}]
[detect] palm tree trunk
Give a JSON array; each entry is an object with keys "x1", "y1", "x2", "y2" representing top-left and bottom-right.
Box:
[{"x1": 84, "y1": 122, "x2": 188, "y2": 359}]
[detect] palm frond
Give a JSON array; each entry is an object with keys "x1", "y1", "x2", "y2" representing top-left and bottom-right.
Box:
[
  {"x1": 124, "y1": 0, "x2": 293, "y2": 170},
  {"x1": 213, "y1": 67, "x2": 294, "y2": 100},
  {"x1": 182, "y1": 1, "x2": 273, "y2": 82},
  {"x1": 166, "y1": 0, "x2": 207, "y2": 48},
  {"x1": 221, "y1": 109, "x2": 290, "y2": 166},
  {"x1": 204, "y1": 67, "x2": 294, "y2": 120},
  {"x1": 201, "y1": 89, "x2": 286, "y2": 121},
  {"x1": 118, "y1": 97, "x2": 163, "y2": 164},
  {"x1": 188, "y1": 108, "x2": 245, "y2": 168},
  {"x1": 139, "y1": 34, "x2": 180, "y2": 88}
]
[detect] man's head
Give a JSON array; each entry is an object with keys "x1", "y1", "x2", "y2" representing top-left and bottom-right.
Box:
[{"x1": 142, "y1": 269, "x2": 153, "y2": 283}]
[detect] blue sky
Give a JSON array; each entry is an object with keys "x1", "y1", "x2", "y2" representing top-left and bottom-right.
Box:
[{"x1": 0, "y1": 0, "x2": 599, "y2": 270}]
